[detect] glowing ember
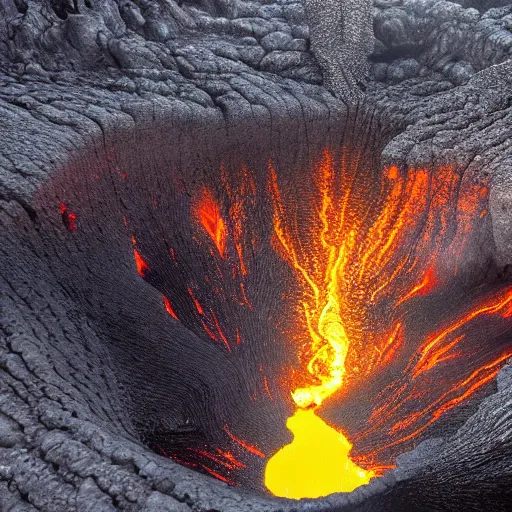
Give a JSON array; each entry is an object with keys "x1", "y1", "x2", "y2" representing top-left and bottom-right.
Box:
[
  {"x1": 264, "y1": 409, "x2": 373, "y2": 498},
  {"x1": 59, "y1": 202, "x2": 77, "y2": 232}
]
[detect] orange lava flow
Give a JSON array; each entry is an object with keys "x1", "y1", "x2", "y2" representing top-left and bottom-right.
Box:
[
  {"x1": 355, "y1": 350, "x2": 511, "y2": 466},
  {"x1": 189, "y1": 180, "x2": 254, "y2": 344},
  {"x1": 268, "y1": 154, "x2": 350, "y2": 410},
  {"x1": 413, "y1": 289, "x2": 512, "y2": 377},
  {"x1": 396, "y1": 266, "x2": 438, "y2": 307},
  {"x1": 268, "y1": 152, "x2": 506, "y2": 405},
  {"x1": 265, "y1": 149, "x2": 511, "y2": 498},
  {"x1": 352, "y1": 288, "x2": 512, "y2": 466},
  {"x1": 193, "y1": 187, "x2": 228, "y2": 258}
]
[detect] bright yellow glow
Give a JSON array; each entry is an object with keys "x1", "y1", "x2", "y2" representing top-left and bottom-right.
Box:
[
  {"x1": 291, "y1": 245, "x2": 349, "y2": 409},
  {"x1": 268, "y1": 157, "x2": 352, "y2": 410},
  {"x1": 264, "y1": 409, "x2": 373, "y2": 499}
]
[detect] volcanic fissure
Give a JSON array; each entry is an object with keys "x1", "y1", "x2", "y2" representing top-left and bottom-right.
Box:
[{"x1": 10, "y1": 109, "x2": 511, "y2": 500}]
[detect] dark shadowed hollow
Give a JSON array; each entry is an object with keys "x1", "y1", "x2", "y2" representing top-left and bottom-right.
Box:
[{"x1": 3, "y1": 106, "x2": 511, "y2": 497}]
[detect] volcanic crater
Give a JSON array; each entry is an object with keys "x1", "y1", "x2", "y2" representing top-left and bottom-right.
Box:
[{"x1": 5, "y1": 106, "x2": 510, "y2": 500}]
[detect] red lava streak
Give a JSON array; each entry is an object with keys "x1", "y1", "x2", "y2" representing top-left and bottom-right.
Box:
[
  {"x1": 133, "y1": 248, "x2": 149, "y2": 278},
  {"x1": 163, "y1": 296, "x2": 179, "y2": 320},
  {"x1": 216, "y1": 449, "x2": 247, "y2": 469},
  {"x1": 188, "y1": 288, "x2": 205, "y2": 315},
  {"x1": 224, "y1": 425, "x2": 266, "y2": 458},
  {"x1": 396, "y1": 266, "x2": 438, "y2": 307},
  {"x1": 131, "y1": 237, "x2": 149, "y2": 278},
  {"x1": 190, "y1": 449, "x2": 247, "y2": 471},
  {"x1": 200, "y1": 465, "x2": 236, "y2": 486},
  {"x1": 211, "y1": 310, "x2": 232, "y2": 352}
]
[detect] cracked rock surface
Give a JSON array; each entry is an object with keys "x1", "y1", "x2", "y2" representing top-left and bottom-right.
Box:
[{"x1": 1, "y1": 0, "x2": 512, "y2": 510}]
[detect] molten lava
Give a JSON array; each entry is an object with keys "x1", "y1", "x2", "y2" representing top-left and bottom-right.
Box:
[
  {"x1": 163, "y1": 296, "x2": 179, "y2": 320},
  {"x1": 133, "y1": 249, "x2": 149, "y2": 278},
  {"x1": 224, "y1": 425, "x2": 266, "y2": 458},
  {"x1": 265, "y1": 410, "x2": 373, "y2": 499},
  {"x1": 266, "y1": 153, "x2": 375, "y2": 496},
  {"x1": 268, "y1": 155, "x2": 352, "y2": 410},
  {"x1": 264, "y1": 150, "x2": 511, "y2": 498}
]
